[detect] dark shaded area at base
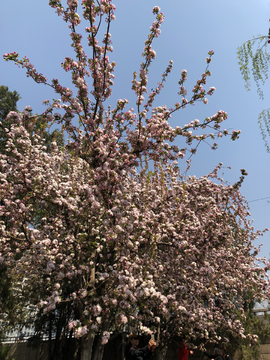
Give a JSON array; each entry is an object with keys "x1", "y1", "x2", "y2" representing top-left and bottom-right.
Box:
[{"x1": 4, "y1": 335, "x2": 270, "y2": 360}]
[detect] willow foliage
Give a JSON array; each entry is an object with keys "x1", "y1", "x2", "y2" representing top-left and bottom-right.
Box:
[{"x1": 237, "y1": 34, "x2": 270, "y2": 151}]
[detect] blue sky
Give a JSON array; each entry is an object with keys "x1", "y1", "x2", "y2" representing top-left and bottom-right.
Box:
[{"x1": 1, "y1": 0, "x2": 270, "y2": 256}]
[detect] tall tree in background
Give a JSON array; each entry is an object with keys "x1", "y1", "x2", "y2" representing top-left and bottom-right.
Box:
[
  {"x1": 0, "y1": 85, "x2": 64, "y2": 155},
  {"x1": 0, "y1": 85, "x2": 20, "y2": 119},
  {"x1": 0, "y1": 86, "x2": 20, "y2": 154},
  {"x1": 0, "y1": 85, "x2": 65, "y2": 339},
  {"x1": 237, "y1": 24, "x2": 270, "y2": 151},
  {"x1": 0, "y1": 86, "x2": 23, "y2": 338}
]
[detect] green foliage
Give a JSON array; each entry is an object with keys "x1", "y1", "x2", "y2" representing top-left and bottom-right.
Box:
[
  {"x1": 0, "y1": 85, "x2": 20, "y2": 119},
  {"x1": 209, "y1": 288, "x2": 270, "y2": 360},
  {"x1": 0, "y1": 343, "x2": 11, "y2": 360},
  {"x1": 219, "y1": 308, "x2": 270, "y2": 360},
  {"x1": 237, "y1": 35, "x2": 270, "y2": 152},
  {"x1": 0, "y1": 264, "x2": 16, "y2": 332},
  {"x1": 237, "y1": 36, "x2": 270, "y2": 99},
  {"x1": 0, "y1": 86, "x2": 20, "y2": 154},
  {"x1": 258, "y1": 108, "x2": 270, "y2": 152},
  {"x1": 25, "y1": 113, "x2": 65, "y2": 152},
  {"x1": 0, "y1": 85, "x2": 64, "y2": 155},
  {"x1": 0, "y1": 263, "x2": 35, "y2": 339},
  {"x1": 237, "y1": 311, "x2": 270, "y2": 360}
]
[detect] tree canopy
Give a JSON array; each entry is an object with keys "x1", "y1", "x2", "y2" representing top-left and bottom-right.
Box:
[{"x1": 1, "y1": 2, "x2": 269, "y2": 360}]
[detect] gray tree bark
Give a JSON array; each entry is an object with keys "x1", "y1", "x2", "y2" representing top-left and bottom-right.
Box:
[{"x1": 81, "y1": 334, "x2": 95, "y2": 360}]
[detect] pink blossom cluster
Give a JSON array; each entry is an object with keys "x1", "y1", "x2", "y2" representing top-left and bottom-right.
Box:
[
  {"x1": 39, "y1": 290, "x2": 61, "y2": 313},
  {"x1": 4, "y1": 9, "x2": 238, "y2": 163},
  {"x1": 3, "y1": 53, "x2": 47, "y2": 84},
  {"x1": 0, "y1": 127, "x2": 268, "y2": 348},
  {"x1": 101, "y1": 331, "x2": 111, "y2": 345}
]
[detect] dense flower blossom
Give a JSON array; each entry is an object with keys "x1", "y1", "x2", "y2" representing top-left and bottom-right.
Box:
[{"x1": 2, "y1": 2, "x2": 269, "y2": 360}]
